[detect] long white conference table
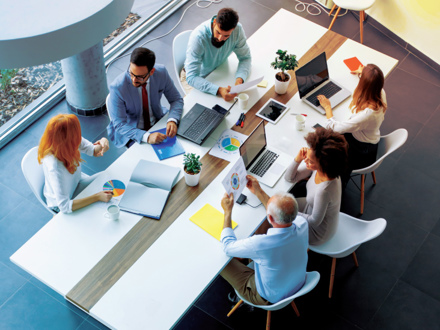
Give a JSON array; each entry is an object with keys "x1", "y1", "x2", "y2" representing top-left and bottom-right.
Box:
[{"x1": 11, "y1": 9, "x2": 398, "y2": 330}]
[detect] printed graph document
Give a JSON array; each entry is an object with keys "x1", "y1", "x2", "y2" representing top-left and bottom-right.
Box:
[
  {"x1": 119, "y1": 159, "x2": 180, "y2": 219},
  {"x1": 221, "y1": 157, "x2": 248, "y2": 202},
  {"x1": 151, "y1": 128, "x2": 185, "y2": 160},
  {"x1": 209, "y1": 129, "x2": 247, "y2": 162},
  {"x1": 230, "y1": 76, "x2": 264, "y2": 94},
  {"x1": 189, "y1": 204, "x2": 238, "y2": 241}
]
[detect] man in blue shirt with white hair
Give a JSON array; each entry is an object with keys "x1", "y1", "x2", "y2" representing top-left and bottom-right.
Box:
[
  {"x1": 183, "y1": 8, "x2": 251, "y2": 101},
  {"x1": 220, "y1": 175, "x2": 309, "y2": 305}
]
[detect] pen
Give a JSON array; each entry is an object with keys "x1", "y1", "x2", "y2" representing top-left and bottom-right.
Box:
[
  {"x1": 236, "y1": 112, "x2": 244, "y2": 126},
  {"x1": 240, "y1": 114, "x2": 246, "y2": 128},
  {"x1": 239, "y1": 113, "x2": 245, "y2": 124},
  {"x1": 290, "y1": 113, "x2": 308, "y2": 116}
]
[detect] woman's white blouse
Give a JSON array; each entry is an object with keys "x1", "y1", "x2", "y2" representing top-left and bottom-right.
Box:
[
  {"x1": 42, "y1": 137, "x2": 95, "y2": 213},
  {"x1": 326, "y1": 90, "x2": 387, "y2": 144}
]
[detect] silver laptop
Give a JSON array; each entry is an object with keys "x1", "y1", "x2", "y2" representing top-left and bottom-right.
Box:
[
  {"x1": 295, "y1": 52, "x2": 351, "y2": 115},
  {"x1": 239, "y1": 121, "x2": 290, "y2": 187}
]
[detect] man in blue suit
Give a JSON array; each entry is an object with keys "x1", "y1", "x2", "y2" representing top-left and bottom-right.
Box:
[{"x1": 107, "y1": 48, "x2": 183, "y2": 148}]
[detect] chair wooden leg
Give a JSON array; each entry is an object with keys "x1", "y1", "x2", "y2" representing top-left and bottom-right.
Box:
[
  {"x1": 360, "y1": 174, "x2": 365, "y2": 214},
  {"x1": 227, "y1": 299, "x2": 243, "y2": 317},
  {"x1": 329, "y1": 258, "x2": 336, "y2": 298},
  {"x1": 372, "y1": 171, "x2": 377, "y2": 185},
  {"x1": 266, "y1": 310, "x2": 271, "y2": 330},
  {"x1": 360, "y1": 11, "x2": 364, "y2": 44},
  {"x1": 328, "y1": 7, "x2": 341, "y2": 30},
  {"x1": 291, "y1": 300, "x2": 300, "y2": 317},
  {"x1": 329, "y1": 4, "x2": 337, "y2": 16},
  {"x1": 352, "y1": 252, "x2": 359, "y2": 267}
]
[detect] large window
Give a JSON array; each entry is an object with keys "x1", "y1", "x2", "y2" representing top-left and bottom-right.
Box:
[{"x1": 0, "y1": 0, "x2": 187, "y2": 149}]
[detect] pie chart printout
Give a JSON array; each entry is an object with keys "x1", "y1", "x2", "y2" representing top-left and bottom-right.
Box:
[
  {"x1": 209, "y1": 129, "x2": 248, "y2": 162},
  {"x1": 103, "y1": 180, "x2": 126, "y2": 197},
  {"x1": 221, "y1": 137, "x2": 241, "y2": 152},
  {"x1": 231, "y1": 173, "x2": 240, "y2": 190}
]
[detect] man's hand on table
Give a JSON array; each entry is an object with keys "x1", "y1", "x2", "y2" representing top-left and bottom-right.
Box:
[
  {"x1": 166, "y1": 121, "x2": 178, "y2": 138},
  {"x1": 217, "y1": 86, "x2": 237, "y2": 102},
  {"x1": 147, "y1": 132, "x2": 166, "y2": 144}
]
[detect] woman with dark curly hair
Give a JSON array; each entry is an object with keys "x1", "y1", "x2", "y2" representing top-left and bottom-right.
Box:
[{"x1": 284, "y1": 128, "x2": 348, "y2": 245}]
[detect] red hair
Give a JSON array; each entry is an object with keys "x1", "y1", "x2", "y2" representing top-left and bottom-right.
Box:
[
  {"x1": 38, "y1": 114, "x2": 83, "y2": 174},
  {"x1": 350, "y1": 64, "x2": 387, "y2": 114}
]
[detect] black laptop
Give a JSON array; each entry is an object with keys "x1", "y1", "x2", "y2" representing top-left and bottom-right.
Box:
[
  {"x1": 177, "y1": 103, "x2": 233, "y2": 145},
  {"x1": 295, "y1": 52, "x2": 351, "y2": 114}
]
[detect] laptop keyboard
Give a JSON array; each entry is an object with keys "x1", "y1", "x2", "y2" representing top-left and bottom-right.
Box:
[
  {"x1": 184, "y1": 109, "x2": 223, "y2": 140},
  {"x1": 250, "y1": 150, "x2": 279, "y2": 177},
  {"x1": 306, "y1": 81, "x2": 342, "y2": 106}
]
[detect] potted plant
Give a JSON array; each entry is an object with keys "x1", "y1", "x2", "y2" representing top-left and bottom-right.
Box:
[
  {"x1": 183, "y1": 153, "x2": 202, "y2": 186},
  {"x1": 270, "y1": 50, "x2": 298, "y2": 95}
]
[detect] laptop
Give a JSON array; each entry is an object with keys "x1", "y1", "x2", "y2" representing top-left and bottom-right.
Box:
[
  {"x1": 239, "y1": 121, "x2": 290, "y2": 187},
  {"x1": 295, "y1": 52, "x2": 351, "y2": 115},
  {"x1": 177, "y1": 102, "x2": 234, "y2": 145}
]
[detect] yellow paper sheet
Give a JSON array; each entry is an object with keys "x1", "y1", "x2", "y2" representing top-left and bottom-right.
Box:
[
  {"x1": 257, "y1": 80, "x2": 268, "y2": 88},
  {"x1": 189, "y1": 204, "x2": 237, "y2": 241}
]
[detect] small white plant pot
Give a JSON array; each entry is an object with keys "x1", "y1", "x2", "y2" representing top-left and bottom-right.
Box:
[
  {"x1": 184, "y1": 169, "x2": 201, "y2": 186},
  {"x1": 274, "y1": 72, "x2": 291, "y2": 95}
]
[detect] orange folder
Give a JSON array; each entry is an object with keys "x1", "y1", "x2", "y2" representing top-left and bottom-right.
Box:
[{"x1": 343, "y1": 57, "x2": 363, "y2": 72}]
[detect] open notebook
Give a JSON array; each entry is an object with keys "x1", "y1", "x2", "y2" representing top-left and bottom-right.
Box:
[{"x1": 119, "y1": 159, "x2": 180, "y2": 219}]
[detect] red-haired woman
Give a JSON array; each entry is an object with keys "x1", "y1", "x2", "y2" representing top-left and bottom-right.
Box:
[
  {"x1": 318, "y1": 64, "x2": 387, "y2": 175},
  {"x1": 38, "y1": 114, "x2": 112, "y2": 213}
]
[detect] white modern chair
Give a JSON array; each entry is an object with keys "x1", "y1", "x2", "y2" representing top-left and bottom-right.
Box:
[
  {"x1": 309, "y1": 213, "x2": 387, "y2": 298},
  {"x1": 227, "y1": 271, "x2": 320, "y2": 329},
  {"x1": 351, "y1": 128, "x2": 408, "y2": 214},
  {"x1": 172, "y1": 30, "x2": 192, "y2": 95},
  {"x1": 21, "y1": 147, "x2": 56, "y2": 215},
  {"x1": 328, "y1": 0, "x2": 376, "y2": 44}
]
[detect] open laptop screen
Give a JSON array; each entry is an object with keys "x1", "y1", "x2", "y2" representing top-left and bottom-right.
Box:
[
  {"x1": 296, "y1": 52, "x2": 329, "y2": 98},
  {"x1": 240, "y1": 121, "x2": 267, "y2": 168}
]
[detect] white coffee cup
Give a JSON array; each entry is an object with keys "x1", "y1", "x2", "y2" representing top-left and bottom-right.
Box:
[
  {"x1": 295, "y1": 114, "x2": 306, "y2": 131},
  {"x1": 104, "y1": 205, "x2": 120, "y2": 220},
  {"x1": 234, "y1": 93, "x2": 249, "y2": 110}
]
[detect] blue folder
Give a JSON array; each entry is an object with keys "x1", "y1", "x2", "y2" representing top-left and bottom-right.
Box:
[{"x1": 151, "y1": 128, "x2": 185, "y2": 160}]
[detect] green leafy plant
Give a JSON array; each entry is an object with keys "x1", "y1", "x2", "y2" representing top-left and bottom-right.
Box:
[
  {"x1": 183, "y1": 153, "x2": 202, "y2": 175},
  {"x1": 0, "y1": 69, "x2": 18, "y2": 91},
  {"x1": 270, "y1": 50, "x2": 298, "y2": 82}
]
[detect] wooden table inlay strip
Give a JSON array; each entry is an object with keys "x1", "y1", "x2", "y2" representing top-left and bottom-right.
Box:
[{"x1": 67, "y1": 30, "x2": 347, "y2": 312}]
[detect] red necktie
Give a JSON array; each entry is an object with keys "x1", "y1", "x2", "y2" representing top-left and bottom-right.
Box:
[{"x1": 141, "y1": 84, "x2": 151, "y2": 131}]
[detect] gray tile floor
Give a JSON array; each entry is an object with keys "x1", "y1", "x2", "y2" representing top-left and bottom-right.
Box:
[{"x1": 1, "y1": 0, "x2": 439, "y2": 329}]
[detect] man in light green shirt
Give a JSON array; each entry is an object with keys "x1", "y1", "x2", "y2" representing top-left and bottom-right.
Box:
[{"x1": 184, "y1": 8, "x2": 251, "y2": 101}]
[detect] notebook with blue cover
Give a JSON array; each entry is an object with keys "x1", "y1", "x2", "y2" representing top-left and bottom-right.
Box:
[{"x1": 151, "y1": 128, "x2": 185, "y2": 160}]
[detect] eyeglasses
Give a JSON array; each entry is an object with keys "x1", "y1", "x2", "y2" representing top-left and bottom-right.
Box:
[{"x1": 127, "y1": 68, "x2": 150, "y2": 81}]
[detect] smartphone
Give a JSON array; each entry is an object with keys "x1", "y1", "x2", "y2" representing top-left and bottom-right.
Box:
[{"x1": 313, "y1": 123, "x2": 323, "y2": 129}]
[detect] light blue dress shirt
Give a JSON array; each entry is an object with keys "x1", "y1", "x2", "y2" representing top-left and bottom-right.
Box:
[
  {"x1": 185, "y1": 17, "x2": 252, "y2": 95},
  {"x1": 221, "y1": 216, "x2": 309, "y2": 303}
]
